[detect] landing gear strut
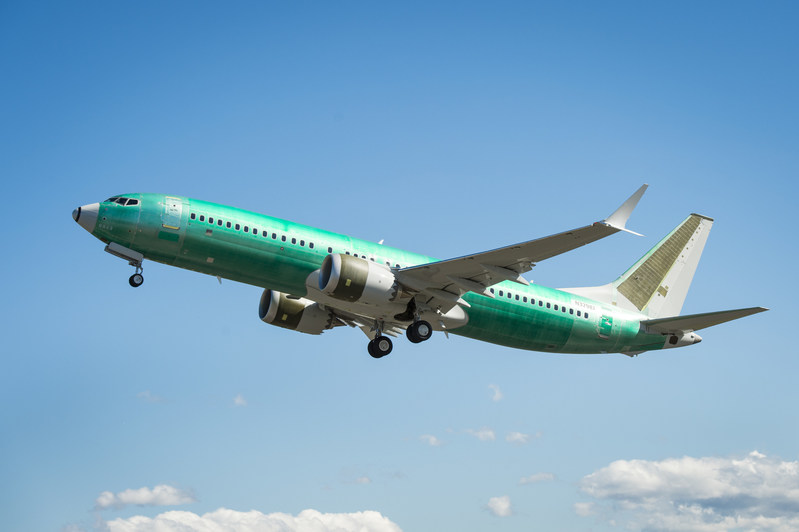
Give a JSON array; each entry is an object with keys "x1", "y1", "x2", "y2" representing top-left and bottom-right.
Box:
[{"x1": 406, "y1": 320, "x2": 433, "y2": 343}]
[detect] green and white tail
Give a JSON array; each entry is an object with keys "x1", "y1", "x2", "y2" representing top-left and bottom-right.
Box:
[{"x1": 563, "y1": 214, "x2": 713, "y2": 318}]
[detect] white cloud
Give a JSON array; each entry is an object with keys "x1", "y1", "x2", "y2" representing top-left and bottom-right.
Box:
[
  {"x1": 505, "y1": 431, "x2": 541, "y2": 444},
  {"x1": 136, "y1": 390, "x2": 164, "y2": 403},
  {"x1": 95, "y1": 485, "x2": 195, "y2": 510},
  {"x1": 519, "y1": 472, "x2": 555, "y2": 485},
  {"x1": 419, "y1": 434, "x2": 442, "y2": 447},
  {"x1": 505, "y1": 432, "x2": 529, "y2": 444},
  {"x1": 466, "y1": 428, "x2": 495, "y2": 441},
  {"x1": 233, "y1": 394, "x2": 247, "y2": 407},
  {"x1": 578, "y1": 450, "x2": 799, "y2": 531},
  {"x1": 573, "y1": 502, "x2": 595, "y2": 517},
  {"x1": 485, "y1": 495, "x2": 512, "y2": 517},
  {"x1": 355, "y1": 476, "x2": 372, "y2": 485},
  {"x1": 105, "y1": 508, "x2": 402, "y2": 532},
  {"x1": 488, "y1": 384, "x2": 503, "y2": 402}
]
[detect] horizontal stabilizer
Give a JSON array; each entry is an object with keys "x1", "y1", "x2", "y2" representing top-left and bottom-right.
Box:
[{"x1": 641, "y1": 307, "x2": 768, "y2": 334}]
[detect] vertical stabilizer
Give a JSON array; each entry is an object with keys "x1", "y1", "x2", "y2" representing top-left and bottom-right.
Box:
[{"x1": 562, "y1": 214, "x2": 713, "y2": 318}]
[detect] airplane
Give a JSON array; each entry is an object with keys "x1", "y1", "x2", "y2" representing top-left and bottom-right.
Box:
[{"x1": 72, "y1": 185, "x2": 766, "y2": 358}]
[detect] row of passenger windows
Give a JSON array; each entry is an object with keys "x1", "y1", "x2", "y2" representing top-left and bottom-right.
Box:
[
  {"x1": 488, "y1": 287, "x2": 590, "y2": 319},
  {"x1": 189, "y1": 211, "x2": 588, "y2": 315},
  {"x1": 190, "y1": 212, "x2": 404, "y2": 268}
]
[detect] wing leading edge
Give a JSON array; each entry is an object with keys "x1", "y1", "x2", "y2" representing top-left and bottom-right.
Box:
[{"x1": 397, "y1": 184, "x2": 649, "y2": 311}]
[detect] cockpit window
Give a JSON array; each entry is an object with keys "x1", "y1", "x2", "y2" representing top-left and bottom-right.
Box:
[{"x1": 104, "y1": 197, "x2": 139, "y2": 206}]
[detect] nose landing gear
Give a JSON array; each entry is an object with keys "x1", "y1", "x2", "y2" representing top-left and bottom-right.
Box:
[
  {"x1": 129, "y1": 267, "x2": 144, "y2": 287},
  {"x1": 104, "y1": 242, "x2": 145, "y2": 288}
]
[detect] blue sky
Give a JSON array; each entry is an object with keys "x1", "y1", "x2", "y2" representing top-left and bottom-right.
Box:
[{"x1": 1, "y1": 2, "x2": 797, "y2": 531}]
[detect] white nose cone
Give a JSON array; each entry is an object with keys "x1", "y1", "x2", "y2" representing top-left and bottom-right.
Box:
[{"x1": 73, "y1": 203, "x2": 99, "y2": 233}]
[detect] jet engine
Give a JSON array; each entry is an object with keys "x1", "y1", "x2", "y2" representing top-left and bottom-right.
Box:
[
  {"x1": 318, "y1": 253, "x2": 403, "y2": 306},
  {"x1": 258, "y1": 289, "x2": 335, "y2": 334}
]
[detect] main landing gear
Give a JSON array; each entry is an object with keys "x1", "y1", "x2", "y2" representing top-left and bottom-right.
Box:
[
  {"x1": 406, "y1": 320, "x2": 433, "y2": 343},
  {"x1": 368, "y1": 336, "x2": 393, "y2": 358},
  {"x1": 367, "y1": 319, "x2": 433, "y2": 359}
]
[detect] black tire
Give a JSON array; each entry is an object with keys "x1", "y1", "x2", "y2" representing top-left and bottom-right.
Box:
[
  {"x1": 129, "y1": 273, "x2": 144, "y2": 287},
  {"x1": 368, "y1": 341, "x2": 380, "y2": 358},
  {"x1": 368, "y1": 336, "x2": 393, "y2": 358},
  {"x1": 407, "y1": 320, "x2": 433, "y2": 343}
]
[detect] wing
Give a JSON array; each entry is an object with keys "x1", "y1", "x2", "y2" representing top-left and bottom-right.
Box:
[{"x1": 396, "y1": 184, "x2": 648, "y2": 311}]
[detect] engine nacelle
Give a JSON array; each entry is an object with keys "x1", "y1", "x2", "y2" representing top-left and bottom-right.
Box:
[
  {"x1": 258, "y1": 289, "x2": 335, "y2": 335},
  {"x1": 319, "y1": 253, "x2": 401, "y2": 306}
]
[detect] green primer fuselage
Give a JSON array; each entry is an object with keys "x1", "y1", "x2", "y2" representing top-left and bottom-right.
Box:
[{"x1": 89, "y1": 193, "x2": 669, "y2": 355}]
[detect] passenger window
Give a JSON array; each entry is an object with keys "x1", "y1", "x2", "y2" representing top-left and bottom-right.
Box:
[
  {"x1": 235, "y1": 224, "x2": 240, "y2": 230},
  {"x1": 515, "y1": 295, "x2": 519, "y2": 300},
  {"x1": 523, "y1": 297, "x2": 527, "y2": 302},
  {"x1": 300, "y1": 240, "x2": 305, "y2": 247},
  {"x1": 328, "y1": 247, "x2": 333, "y2": 253},
  {"x1": 309, "y1": 242, "x2": 314, "y2": 249},
  {"x1": 200, "y1": 215, "x2": 205, "y2": 222},
  {"x1": 499, "y1": 291, "x2": 504, "y2": 296},
  {"x1": 217, "y1": 219, "x2": 222, "y2": 226},
  {"x1": 554, "y1": 304, "x2": 558, "y2": 311},
  {"x1": 569, "y1": 309, "x2": 574, "y2": 315},
  {"x1": 252, "y1": 227, "x2": 257, "y2": 234},
  {"x1": 263, "y1": 230, "x2": 267, "y2": 237},
  {"x1": 244, "y1": 226, "x2": 249, "y2": 232},
  {"x1": 227, "y1": 222, "x2": 231, "y2": 228},
  {"x1": 291, "y1": 237, "x2": 296, "y2": 244},
  {"x1": 282, "y1": 235, "x2": 287, "y2": 242},
  {"x1": 577, "y1": 310, "x2": 581, "y2": 317},
  {"x1": 538, "y1": 301, "x2": 542, "y2": 306},
  {"x1": 191, "y1": 213, "x2": 196, "y2": 220},
  {"x1": 585, "y1": 313, "x2": 589, "y2": 319},
  {"x1": 490, "y1": 288, "x2": 495, "y2": 294},
  {"x1": 546, "y1": 303, "x2": 551, "y2": 309},
  {"x1": 272, "y1": 233, "x2": 277, "y2": 239},
  {"x1": 345, "y1": 251, "x2": 350, "y2": 255},
  {"x1": 507, "y1": 293, "x2": 512, "y2": 299},
  {"x1": 562, "y1": 307, "x2": 566, "y2": 312},
  {"x1": 209, "y1": 217, "x2": 214, "y2": 224}
]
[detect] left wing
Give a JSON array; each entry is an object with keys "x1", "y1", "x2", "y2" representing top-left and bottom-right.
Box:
[{"x1": 396, "y1": 184, "x2": 648, "y2": 311}]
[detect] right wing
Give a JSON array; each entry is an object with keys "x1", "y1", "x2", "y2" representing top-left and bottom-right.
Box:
[{"x1": 396, "y1": 184, "x2": 649, "y2": 311}]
